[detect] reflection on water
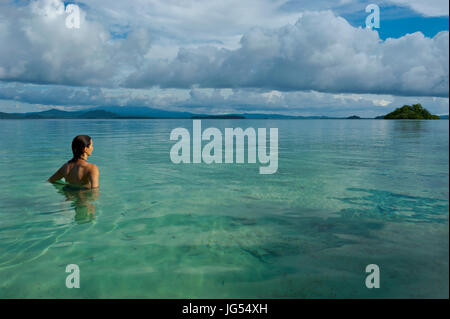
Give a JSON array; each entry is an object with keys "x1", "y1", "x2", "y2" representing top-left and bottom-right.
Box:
[
  {"x1": 52, "y1": 183, "x2": 99, "y2": 224},
  {"x1": 391, "y1": 119, "x2": 426, "y2": 134}
]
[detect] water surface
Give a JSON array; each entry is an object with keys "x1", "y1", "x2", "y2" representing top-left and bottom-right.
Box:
[{"x1": 0, "y1": 119, "x2": 448, "y2": 298}]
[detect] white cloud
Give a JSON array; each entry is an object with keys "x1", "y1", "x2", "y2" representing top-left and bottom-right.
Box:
[
  {"x1": 372, "y1": 99, "x2": 392, "y2": 107},
  {"x1": 125, "y1": 11, "x2": 449, "y2": 97},
  {"x1": 84, "y1": 0, "x2": 301, "y2": 47},
  {"x1": 389, "y1": 0, "x2": 449, "y2": 17},
  {"x1": 262, "y1": 90, "x2": 283, "y2": 102},
  {"x1": 0, "y1": 0, "x2": 152, "y2": 86}
]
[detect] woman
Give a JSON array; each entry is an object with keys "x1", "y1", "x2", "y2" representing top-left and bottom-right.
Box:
[{"x1": 48, "y1": 135, "x2": 99, "y2": 189}]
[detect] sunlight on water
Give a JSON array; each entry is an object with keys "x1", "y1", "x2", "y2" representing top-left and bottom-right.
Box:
[{"x1": 0, "y1": 119, "x2": 448, "y2": 298}]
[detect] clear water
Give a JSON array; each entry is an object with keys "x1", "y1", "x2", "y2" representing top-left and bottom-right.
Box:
[{"x1": 0, "y1": 119, "x2": 448, "y2": 298}]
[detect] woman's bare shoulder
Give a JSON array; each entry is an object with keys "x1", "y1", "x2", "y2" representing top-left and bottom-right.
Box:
[{"x1": 88, "y1": 163, "x2": 99, "y2": 173}]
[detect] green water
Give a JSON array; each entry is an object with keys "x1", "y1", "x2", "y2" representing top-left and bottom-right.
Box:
[{"x1": 0, "y1": 119, "x2": 448, "y2": 298}]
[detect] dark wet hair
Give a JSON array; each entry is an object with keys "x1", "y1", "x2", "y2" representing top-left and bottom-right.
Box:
[{"x1": 68, "y1": 135, "x2": 92, "y2": 163}]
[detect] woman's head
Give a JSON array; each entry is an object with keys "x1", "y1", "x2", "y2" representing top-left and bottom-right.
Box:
[{"x1": 69, "y1": 135, "x2": 93, "y2": 163}]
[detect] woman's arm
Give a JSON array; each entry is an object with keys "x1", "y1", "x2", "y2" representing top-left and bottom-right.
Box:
[
  {"x1": 48, "y1": 164, "x2": 66, "y2": 183},
  {"x1": 88, "y1": 164, "x2": 99, "y2": 189}
]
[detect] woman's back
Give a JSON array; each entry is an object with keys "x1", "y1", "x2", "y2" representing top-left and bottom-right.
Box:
[
  {"x1": 50, "y1": 160, "x2": 99, "y2": 189},
  {"x1": 64, "y1": 160, "x2": 93, "y2": 188}
]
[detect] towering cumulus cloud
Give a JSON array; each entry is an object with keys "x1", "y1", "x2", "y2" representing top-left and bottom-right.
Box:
[
  {"x1": 125, "y1": 11, "x2": 449, "y2": 97},
  {"x1": 0, "y1": 0, "x2": 151, "y2": 87}
]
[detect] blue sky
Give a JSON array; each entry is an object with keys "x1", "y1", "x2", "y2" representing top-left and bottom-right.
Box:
[
  {"x1": 0, "y1": 0, "x2": 448, "y2": 117},
  {"x1": 341, "y1": 5, "x2": 449, "y2": 39}
]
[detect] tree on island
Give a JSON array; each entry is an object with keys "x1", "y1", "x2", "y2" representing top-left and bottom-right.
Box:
[{"x1": 383, "y1": 104, "x2": 440, "y2": 119}]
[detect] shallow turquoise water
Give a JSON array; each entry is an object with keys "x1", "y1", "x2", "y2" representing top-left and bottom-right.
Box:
[{"x1": 0, "y1": 119, "x2": 448, "y2": 298}]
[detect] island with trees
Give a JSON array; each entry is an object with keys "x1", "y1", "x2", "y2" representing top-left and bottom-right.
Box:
[{"x1": 380, "y1": 104, "x2": 440, "y2": 119}]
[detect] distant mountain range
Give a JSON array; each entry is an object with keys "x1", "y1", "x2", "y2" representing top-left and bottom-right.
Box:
[
  {"x1": 0, "y1": 107, "x2": 346, "y2": 119},
  {"x1": 0, "y1": 106, "x2": 448, "y2": 120}
]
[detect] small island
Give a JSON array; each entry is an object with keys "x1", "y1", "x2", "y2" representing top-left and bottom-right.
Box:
[{"x1": 381, "y1": 104, "x2": 440, "y2": 120}]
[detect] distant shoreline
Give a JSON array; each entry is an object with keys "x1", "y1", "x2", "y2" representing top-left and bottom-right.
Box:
[{"x1": 1, "y1": 107, "x2": 448, "y2": 120}]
